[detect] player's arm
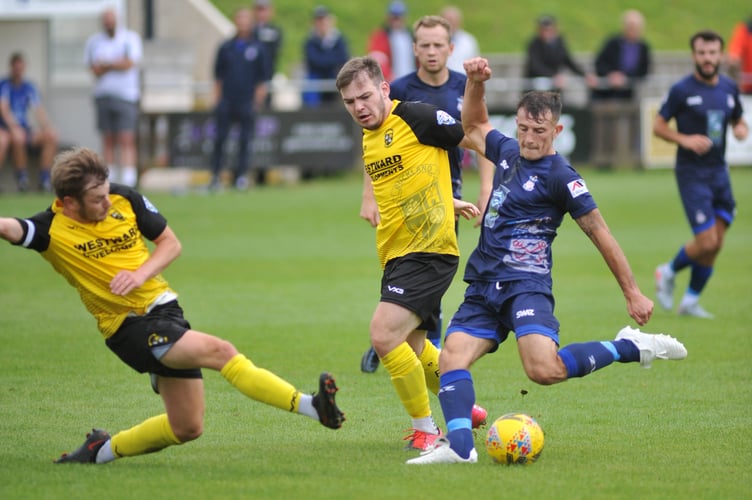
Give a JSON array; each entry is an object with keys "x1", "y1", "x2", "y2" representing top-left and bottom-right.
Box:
[
  {"x1": 474, "y1": 155, "x2": 494, "y2": 227},
  {"x1": 461, "y1": 57, "x2": 495, "y2": 157},
  {"x1": 653, "y1": 114, "x2": 712, "y2": 156},
  {"x1": 0, "y1": 217, "x2": 24, "y2": 244},
  {"x1": 109, "y1": 225, "x2": 182, "y2": 296},
  {"x1": 731, "y1": 115, "x2": 749, "y2": 142},
  {"x1": 574, "y1": 208, "x2": 653, "y2": 326},
  {"x1": 360, "y1": 172, "x2": 380, "y2": 227}
]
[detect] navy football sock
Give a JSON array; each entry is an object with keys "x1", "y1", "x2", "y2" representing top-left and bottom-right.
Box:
[
  {"x1": 438, "y1": 369, "x2": 475, "y2": 459},
  {"x1": 558, "y1": 341, "x2": 619, "y2": 378}
]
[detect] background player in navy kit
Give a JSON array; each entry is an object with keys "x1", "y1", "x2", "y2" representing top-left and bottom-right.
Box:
[
  {"x1": 0, "y1": 147, "x2": 343, "y2": 464},
  {"x1": 408, "y1": 57, "x2": 687, "y2": 465},
  {"x1": 210, "y1": 7, "x2": 270, "y2": 190},
  {"x1": 653, "y1": 30, "x2": 748, "y2": 319},
  {"x1": 336, "y1": 56, "x2": 480, "y2": 452},
  {"x1": 359, "y1": 15, "x2": 493, "y2": 373}
]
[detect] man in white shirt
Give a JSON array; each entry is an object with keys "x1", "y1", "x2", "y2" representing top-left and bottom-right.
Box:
[{"x1": 84, "y1": 7, "x2": 142, "y2": 187}]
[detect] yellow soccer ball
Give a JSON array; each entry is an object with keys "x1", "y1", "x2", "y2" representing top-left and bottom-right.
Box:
[{"x1": 485, "y1": 413, "x2": 544, "y2": 464}]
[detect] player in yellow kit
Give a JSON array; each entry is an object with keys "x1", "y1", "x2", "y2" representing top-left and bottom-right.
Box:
[
  {"x1": 336, "y1": 56, "x2": 480, "y2": 451},
  {"x1": 0, "y1": 147, "x2": 344, "y2": 464}
]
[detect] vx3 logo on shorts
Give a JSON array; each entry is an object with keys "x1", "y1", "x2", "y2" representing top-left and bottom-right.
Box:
[{"x1": 387, "y1": 285, "x2": 405, "y2": 295}]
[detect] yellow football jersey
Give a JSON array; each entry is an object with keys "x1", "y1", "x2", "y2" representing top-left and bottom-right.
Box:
[
  {"x1": 363, "y1": 100, "x2": 462, "y2": 267},
  {"x1": 16, "y1": 185, "x2": 175, "y2": 338}
]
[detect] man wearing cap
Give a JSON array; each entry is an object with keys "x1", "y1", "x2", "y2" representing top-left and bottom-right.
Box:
[{"x1": 367, "y1": 1, "x2": 415, "y2": 82}]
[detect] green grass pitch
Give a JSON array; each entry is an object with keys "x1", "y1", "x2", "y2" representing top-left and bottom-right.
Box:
[{"x1": 0, "y1": 166, "x2": 750, "y2": 498}]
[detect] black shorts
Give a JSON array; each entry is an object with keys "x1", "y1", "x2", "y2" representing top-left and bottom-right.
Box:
[
  {"x1": 105, "y1": 300, "x2": 202, "y2": 380},
  {"x1": 380, "y1": 252, "x2": 459, "y2": 331}
]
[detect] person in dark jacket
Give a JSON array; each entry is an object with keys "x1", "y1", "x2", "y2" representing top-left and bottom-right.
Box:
[
  {"x1": 303, "y1": 6, "x2": 349, "y2": 106},
  {"x1": 591, "y1": 9, "x2": 651, "y2": 101},
  {"x1": 523, "y1": 15, "x2": 596, "y2": 95}
]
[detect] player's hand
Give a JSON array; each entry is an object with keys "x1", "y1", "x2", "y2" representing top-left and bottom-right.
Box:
[
  {"x1": 679, "y1": 134, "x2": 713, "y2": 155},
  {"x1": 626, "y1": 292, "x2": 653, "y2": 326},
  {"x1": 360, "y1": 198, "x2": 380, "y2": 227},
  {"x1": 732, "y1": 120, "x2": 749, "y2": 142},
  {"x1": 454, "y1": 199, "x2": 480, "y2": 220},
  {"x1": 110, "y1": 270, "x2": 145, "y2": 296},
  {"x1": 464, "y1": 57, "x2": 492, "y2": 82}
]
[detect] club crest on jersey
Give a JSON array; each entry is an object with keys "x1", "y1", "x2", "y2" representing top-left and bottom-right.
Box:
[
  {"x1": 143, "y1": 196, "x2": 159, "y2": 213},
  {"x1": 523, "y1": 175, "x2": 538, "y2": 191},
  {"x1": 436, "y1": 110, "x2": 456, "y2": 125},
  {"x1": 110, "y1": 211, "x2": 124, "y2": 220},
  {"x1": 384, "y1": 128, "x2": 394, "y2": 147},
  {"x1": 499, "y1": 159, "x2": 510, "y2": 170},
  {"x1": 567, "y1": 179, "x2": 589, "y2": 198}
]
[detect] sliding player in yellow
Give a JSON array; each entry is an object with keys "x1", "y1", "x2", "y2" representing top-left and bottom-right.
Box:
[{"x1": 0, "y1": 147, "x2": 344, "y2": 464}]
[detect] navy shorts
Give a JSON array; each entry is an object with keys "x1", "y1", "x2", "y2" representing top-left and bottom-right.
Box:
[
  {"x1": 380, "y1": 252, "x2": 459, "y2": 332},
  {"x1": 675, "y1": 166, "x2": 736, "y2": 234},
  {"x1": 105, "y1": 300, "x2": 202, "y2": 380},
  {"x1": 445, "y1": 280, "x2": 560, "y2": 353}
]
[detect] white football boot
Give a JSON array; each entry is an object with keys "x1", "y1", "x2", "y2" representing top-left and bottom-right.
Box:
[
  {"x1": 406, "y1": 437, "x2": 478, "y2": 465},
  {"x1": 615, "y1": 326, "x2": 687, "y2": 369}
]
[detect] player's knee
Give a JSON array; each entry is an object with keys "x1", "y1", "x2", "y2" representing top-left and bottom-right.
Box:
[
  {"x1": 173, "y1": 421, "x2": 204, "y2": 443},
  {"x1": 524, "y1": 363, "x2": 565, "y2": 386},
  {"x1": 213, "y1": 338, "x2": 239, "y2": 363}
]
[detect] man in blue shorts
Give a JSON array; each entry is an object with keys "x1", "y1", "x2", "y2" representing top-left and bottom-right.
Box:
[
  {"x1": 408, "y1": 57, "x2": 687, "y2": 465},
  {"x1": 653, "y1": 30, "x2": 748, "y2": 319},
  {"x1": 0, "y1": 52, "x2": 58, "y2": 192},
  {"x1": 0, "y1": 147, "x2": 343, "y2": 464},
  {"x1": 359, "y1": 15, "x2": 492, "y2": 375}
]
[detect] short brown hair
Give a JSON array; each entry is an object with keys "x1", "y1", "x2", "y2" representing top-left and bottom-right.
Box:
[
  {"x1": 335, "y1": 56, "x2": 384, "y2": 91},
  {"x1": 518, "y1": 91, "x2": 562, "y2": 123},
  {"x1": 50, "y1": 147, "x2": 109, "y2": 201},
  {"x1": 690, "y1": 30, "x2": 724, "y2": 51},
  {"x1": 412, "y1": 15, "x2": 452, "y2": 42}
]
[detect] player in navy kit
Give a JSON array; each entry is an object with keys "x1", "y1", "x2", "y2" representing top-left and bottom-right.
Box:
[
  {"x1": 408, "y1": 57, "x2": 687, "y2": 465},
  {"x1": 359, "y1": 15, "x2": 493, "y2": 374},
  {"x1": 653, "y1": 30, "x2": 748, "y2": 319}
]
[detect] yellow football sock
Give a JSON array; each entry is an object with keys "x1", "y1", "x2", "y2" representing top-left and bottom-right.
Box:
[
  {"x1": 381, "y1": 342, "x2": 431, "y2": 419},
  {"x1": 221, "y1": 353, "x2": 302, "y2": 412},
  {"x1": 418, "y1": 339, "x2": 440, "y2": 395},
  {"x1": 110, "y1": 414, "x2": 180, "y2": 457}
]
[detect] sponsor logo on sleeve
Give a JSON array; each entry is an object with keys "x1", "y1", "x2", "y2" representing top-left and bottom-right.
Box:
[
  {"x1": 567, "y1": 179, "x2": 589, "y2": 198},
  {"x1": 436, "y1": 110, "x2": 456, "y2": 125}
]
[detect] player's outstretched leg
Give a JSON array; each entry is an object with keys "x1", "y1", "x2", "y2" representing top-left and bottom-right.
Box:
[
  {"x1": 54, "y1": 428, "x2": 110, "y2": 464},
  {"x1": 312, "y1": 372, "x2": 345, "y2": 429},
  {"x1": 615, "y1": 326, "x2": 687, "y2": 369}
]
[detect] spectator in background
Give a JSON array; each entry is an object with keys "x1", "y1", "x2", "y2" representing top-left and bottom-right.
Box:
[
  {"x1": 523, "y1": 15, "x2": 595, "y2": 95},
  {"x1": 303, "y1": 6, "x2": 350, "y2": 107},
  {"x1": 0, "y1": 52, "x2": 58, "y2": 192},
  {"x1": 367, "y1": 1, "x2": 415, "y2": 82},
  {"x1": 210, "y1": 7, "x2": 269, "y2": 190},
  {"x1": 252, "y1": 0, "x2": 283, "y2": 108},
  {"x1": 728, "y1": 16, "x2": 752, "y2": 94},
  {"x1": 591, "y1": 9, "x2": 651, "y2": 101},
  {"x1": 84, "y1": 7, "x2": 142, "y2": 188},
  {"x1": 441, "y1": 5, "x2": 480, "y2": 75}
]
